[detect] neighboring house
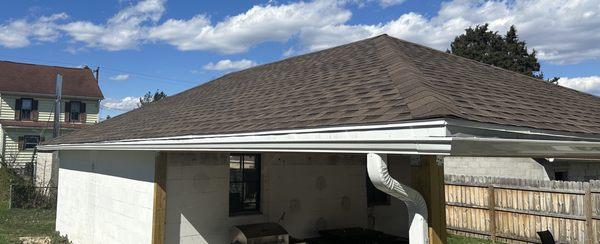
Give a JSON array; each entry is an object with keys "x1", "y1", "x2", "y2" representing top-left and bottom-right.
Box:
[
  {"x1": 40, "y1": 35, "x2": 600, "y2": 244},
  {"x1": 0, "y1": 61, "x2": 103, "y2": 174}
]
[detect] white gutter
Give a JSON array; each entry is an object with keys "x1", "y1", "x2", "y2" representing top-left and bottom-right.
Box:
[
  {"x1": 39, "y1": 120, "x2": 452, "y2": 154},
  {"x1": 367, "y1": 153, "x2": 428, "y2": 244},
  {"x1": 38, "y1": 118, "x2": 600, "y2": 158}
]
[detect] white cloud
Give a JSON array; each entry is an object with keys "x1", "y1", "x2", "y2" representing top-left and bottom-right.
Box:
[
  {"x1": 61, "y1": 0, "x2": 165, "y2": 51},
  {"x1": 109, "y1": 74, "x2": 130, "y2": 80},
  {"x1": 559, "y1": 76, "x2": 600, "y2": 96},
  {"x1": 145, "y1": 0, "x2": 600, "y2": 63},
  {"x1": 3, "y1": 0, "x2": 599, "y2": 64},
  {"x1": 101, "y1": 96, "x2": 140, "y2": 111},
  {"x1": 203, "y1": 59, "x2": 258, "y2": 72},
  {"x1": 0, "y1": 13, "x2": 67, "y2": 48},
  {"x1": 299, "y1": 0, "x2": 600, "y2": 64},
  {"x1": 376, "y1": 0, "x2": 406, "y2": 7},
  {"x1": 148, "y1": 0, "x2": 351, "y2": 53}
]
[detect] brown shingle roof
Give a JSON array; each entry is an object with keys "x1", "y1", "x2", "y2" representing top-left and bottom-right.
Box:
[
  {"x1": 48, "y1": 35, "x2": 600, "y2": 144},
  {"x1": 0, "y1": 61, "x2": 104, "y2": 99}
]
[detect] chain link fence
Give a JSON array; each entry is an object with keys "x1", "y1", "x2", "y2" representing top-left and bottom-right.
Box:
[{"x1": 9, "y1": 184, "x2": 57, "y2": 209}]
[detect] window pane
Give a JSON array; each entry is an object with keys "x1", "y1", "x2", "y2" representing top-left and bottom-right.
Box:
[
  {"x1": 70, "y1": 112, "x2": 80, "y2": 121},
  {"x1": 229, "y1": 155, "x2": 242, "y2": 182},
  {"x1": 243, "y1": 182, "x2": 259, "y2": 210},
  {"x1": 21, "y1": 110, "x2": 31, "y2": 120},
  {"x1": 71, "y1": 102, "x2": 80, "y2": 113},
  {"x1": 21, "y1": 99, "x2": 32, "y2": 110},
  {"x1": 24, "y1": 136, "x2": 39, "y2": 149},
  {"x1": 229, "y1": 182, "x2": 244, "y2": 213},
  {"x1": 243, "y1": 155, "x2": 258, "y2": 182},
  {"x1": 21, "y1": 99, "x2": 32, "y2": 120},
  {"x1": 229, "y1": 154, "x2": 261, "y2": 214}
]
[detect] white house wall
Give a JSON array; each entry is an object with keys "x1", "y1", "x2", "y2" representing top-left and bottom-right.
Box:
[
  {"x1": 56, "y1": 150, "x2": 156, "y2": 244},
  {"x1": 164, "y1": 152, "x2": 372, "y2": 244}
]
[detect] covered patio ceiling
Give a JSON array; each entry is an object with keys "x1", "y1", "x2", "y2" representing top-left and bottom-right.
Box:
[{"x1": 39, "y1": 118, "x2": 600, "y2": 158}]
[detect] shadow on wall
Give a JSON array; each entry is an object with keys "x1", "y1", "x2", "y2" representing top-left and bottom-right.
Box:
[{"x1": 59, "y1": 150, "x2": 155, "y2": 183}]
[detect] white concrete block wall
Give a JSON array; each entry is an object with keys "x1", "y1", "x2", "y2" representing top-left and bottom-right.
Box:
[
  {"x1": 56, "y1": 150, "x2": 156, "y2": 244},
  {"x1": 444, "y1": 156, "x2": 551, "y2": 180},
  {"x1": 165, "y1": 152, "x2": 371, "y2": 244}
]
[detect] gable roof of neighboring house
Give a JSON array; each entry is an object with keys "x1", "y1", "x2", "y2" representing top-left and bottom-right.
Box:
[
  {"x1": 0, "y1": 61, "x2": 104, "y2": 99},
  {"x1": 48, "y1": 34, "x2": 600, "y2": 145}
]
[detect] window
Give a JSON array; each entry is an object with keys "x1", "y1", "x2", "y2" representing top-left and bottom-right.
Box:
[
  {"x1": 20, "y1": 98, "x2": 33, "y2": 120},
  {"x1": 367, "y1": 175, "x2": 390, "y2": 206},
  {"x1": 70, "y1": 101, "x2": 81, "y2": 122},
  {"x1": 23, "y1": 135, "x2": 40, "y2": 150},
  {"x1": 229, "y1": 154, "x2": 261, "y2": 215}
]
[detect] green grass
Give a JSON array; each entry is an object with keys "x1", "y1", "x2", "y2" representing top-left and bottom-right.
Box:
[
  {"x1": 0, "y1": 208, "x2": 57, "y2": 243},
  {"x1": 0, "y1": 167, "x2": 67, "y2": 243},
  {"x1": 448, "y1": 234, "x2": 497, "y2": 244}
]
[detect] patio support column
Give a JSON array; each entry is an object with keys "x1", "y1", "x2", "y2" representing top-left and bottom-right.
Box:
[
  {"x1": 411, "y1": 155, "x2": 447, "y2": 244},
  {"x1": 152, "y1": 152, "x2": 167, "y2": 244}
]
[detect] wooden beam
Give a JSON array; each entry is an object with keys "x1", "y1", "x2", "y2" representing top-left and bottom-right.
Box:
[
  {"x1": 411, "y1": 155, "x2": 447, "y2": 244},
  {"x1": 152, "y1": 152, "x2": 167, "y2": 244}
]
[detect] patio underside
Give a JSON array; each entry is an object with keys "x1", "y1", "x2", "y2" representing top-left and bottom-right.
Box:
[{"x1": 155, "y1": 151, "x2": 446, "y2": 244}]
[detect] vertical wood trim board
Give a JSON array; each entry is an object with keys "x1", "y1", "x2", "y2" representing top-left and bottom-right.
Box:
[
  {"x1": 412, "y1": 155, "x2": 448, "y2": 244},
  {"x1": 152, "y1": 152, "x2": 167, "y2": 244}
]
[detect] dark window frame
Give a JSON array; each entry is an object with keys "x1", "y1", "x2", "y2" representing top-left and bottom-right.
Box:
[
  {"x1": 20, "y1": 98, "x2": 33, "y2": 121},
  {"x1": 229, "y1": 153, "x2": 261, "y2": 216},
  {"x1": 23, "y1": 135, "x2": 40, "y2": 150},
  {"x1": 69, "y1": 101, "x2": 82, "y2": 122}
]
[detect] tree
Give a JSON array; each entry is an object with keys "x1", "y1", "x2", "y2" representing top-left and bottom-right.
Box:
[
  {"x1": 449, "y1": 24, "x2": 558, "y2": 83},
  {"x1": 138, "y1": 90, "x2": 167, "y2": 108}
]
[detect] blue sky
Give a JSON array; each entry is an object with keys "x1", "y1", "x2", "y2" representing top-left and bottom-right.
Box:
[{"x1": 0, "y1": 0, "x2": 599, "y2": 118}]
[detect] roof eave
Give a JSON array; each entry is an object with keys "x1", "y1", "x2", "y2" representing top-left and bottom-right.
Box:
[{"x1": 38, "y1": 118, "x2": 600, "y2": 158}]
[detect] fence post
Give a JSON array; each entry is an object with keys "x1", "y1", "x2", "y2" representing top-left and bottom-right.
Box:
[
  {"x1": 8, "y1": 184, "x2": 12, "y2": 209},
  {"x1": 488, "y1": 184, "x2": 496, "y2": 242},
  {"x1": 585, "y1": 182, "x2": 593, "y2": 244}
]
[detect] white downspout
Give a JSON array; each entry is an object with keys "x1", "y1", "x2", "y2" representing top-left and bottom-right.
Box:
[{"x1": 367, "y1": 153, "x2": 429, "y2": 244}]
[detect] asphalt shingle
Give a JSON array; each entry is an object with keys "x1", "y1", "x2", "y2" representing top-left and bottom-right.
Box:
[{"x1": 47, "y1": 35, "x2": 600, "y2": 144}]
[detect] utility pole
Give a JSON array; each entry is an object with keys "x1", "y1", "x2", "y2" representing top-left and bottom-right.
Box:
[
  {"x1": 53, "y1": 74, "x2": 63, "y2": 138},
  {"x1": 94, "y1": 66, "x2": 100, "y2": 81}
]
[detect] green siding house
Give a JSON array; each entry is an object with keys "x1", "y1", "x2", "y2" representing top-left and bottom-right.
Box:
[{"x1": 0, "y1": 61, "x2": 103, "y2": 170}]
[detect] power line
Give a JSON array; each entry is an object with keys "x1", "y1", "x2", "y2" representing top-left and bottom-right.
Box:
[{"x1": 0, "y1": 54, "x2": 202, "y2": 86}]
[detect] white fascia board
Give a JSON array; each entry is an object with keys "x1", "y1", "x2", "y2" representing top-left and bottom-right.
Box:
[{"x1": 38, "y1": 119, "x2": 452, "y2": 154}]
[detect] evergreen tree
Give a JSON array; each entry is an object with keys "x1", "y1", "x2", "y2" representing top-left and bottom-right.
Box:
[{"x1": 449, "y1": 24, "x2": 558, "y2": 83}]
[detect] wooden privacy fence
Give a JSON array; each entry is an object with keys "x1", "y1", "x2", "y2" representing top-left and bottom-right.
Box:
[{"x1": 445, "y1": 175, "x2": 600, "y2": 243}]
